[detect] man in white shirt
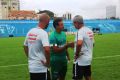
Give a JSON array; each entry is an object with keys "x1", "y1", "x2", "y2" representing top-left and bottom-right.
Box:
[
  {"x1": 72, "y1": 15, "x2": 94, "y2": 80},
  {"x1": 23, "y1": 13, "x2": 51, "y2": 80}
]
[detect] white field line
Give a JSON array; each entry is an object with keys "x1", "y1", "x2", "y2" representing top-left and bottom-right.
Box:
[
  {"x1": 0, "y1": 64, "x2": 27, "y2": 68},
  {"x1": 0, "y1": 55, "x2": 120, "y2": 68},
  {"x1": 93, "y1": 55, "x2": 120, "y2": 59}
]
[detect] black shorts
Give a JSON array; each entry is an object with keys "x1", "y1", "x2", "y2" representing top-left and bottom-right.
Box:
[
  {"x1": 72, "y1": 63, "x2": 91, "y2": 80},
  {"x1": 30, "y1": 69, "x2": 51, "y2": 80}
]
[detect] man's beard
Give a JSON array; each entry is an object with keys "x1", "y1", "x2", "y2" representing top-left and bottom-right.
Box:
[{"x1": 44, "y1": 23, "x2": 49, "y2": 29}]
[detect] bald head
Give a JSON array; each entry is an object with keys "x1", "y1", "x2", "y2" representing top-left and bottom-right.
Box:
[
  {"x1": 39, "y1": 13, "x2": 50, "y2": 22},
  {"x1": 38, "y1": 13, "x2": 50, "y2": 29}
]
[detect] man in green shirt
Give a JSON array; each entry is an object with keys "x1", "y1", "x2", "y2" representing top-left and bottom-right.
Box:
[{"x1": 49, "y1": 18, "x2": 72, "y2": 80}]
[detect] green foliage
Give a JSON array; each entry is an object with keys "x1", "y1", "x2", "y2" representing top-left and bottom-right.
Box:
[{"x1": 38, "y1": 10, "x2": 54, "y2": 19}]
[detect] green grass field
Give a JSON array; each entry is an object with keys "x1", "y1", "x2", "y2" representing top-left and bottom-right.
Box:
[{"x1": 0, "y1": 33, "x2": 120, "y2": 80}]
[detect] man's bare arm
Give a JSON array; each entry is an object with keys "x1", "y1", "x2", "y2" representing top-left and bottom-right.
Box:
[
  {"x1": 43, "y1": 46, "x2": 50, "y2": 67},
  {"x1": 23, "y1": 46, "x2": 28, "y2": 57},
  {"x1": 75, "y1": 40, "x2": 83, "y2": 60}
]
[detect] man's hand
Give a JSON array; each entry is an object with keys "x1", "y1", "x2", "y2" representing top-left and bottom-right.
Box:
[
  {"x1": 74, "y1": 53, "x2": 79, "y2": 61},
  {"x1": 41, "y1": 60, "x2": 50, "y2": 68},
  {"x1": 74, "y1": 53, "x2": 83, "y2": 61},
  {"x1": 67, "y1": 55, "x2": 70, "y2": 62},
  {"x1": 67, "y1": 42, "x2": 74, "y2": 48}
]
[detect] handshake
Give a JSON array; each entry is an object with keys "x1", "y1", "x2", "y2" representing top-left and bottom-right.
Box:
[{"x1": 65, "y1": 42, "x2": 74, "y2": 49}]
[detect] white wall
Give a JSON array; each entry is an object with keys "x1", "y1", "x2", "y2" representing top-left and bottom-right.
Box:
[{"x1": 0, "y1": 0, "x2": 19, "y2": 19}]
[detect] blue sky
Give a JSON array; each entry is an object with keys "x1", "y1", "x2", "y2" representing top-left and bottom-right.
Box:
[{"x1": 19, "y1": 0, "x2": 120, "y2": 19}]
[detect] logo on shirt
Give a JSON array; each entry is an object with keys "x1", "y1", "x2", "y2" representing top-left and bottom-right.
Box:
[
  {"x1": 28, "y1": 33, "x2": 37, "y2": 43},
  {"x1": 87, "y1": 32, "x2": 93, "y2": 40}
]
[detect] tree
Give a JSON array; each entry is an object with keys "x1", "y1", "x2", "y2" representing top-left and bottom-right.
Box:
[
  {"x1": 110, "y1": 17, "x2": 116, "y2": 19},
  {"x1": 37, "y1": 10, "x2": 54, "y2": 19}
]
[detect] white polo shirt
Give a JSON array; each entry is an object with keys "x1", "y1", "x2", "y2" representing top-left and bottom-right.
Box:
[
  {"x1": 24, "y1": 27, "x2": 49, "y2": 73},
  {"x1": 74, "y1": 27, "x2": 94, "y2": 66}
]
